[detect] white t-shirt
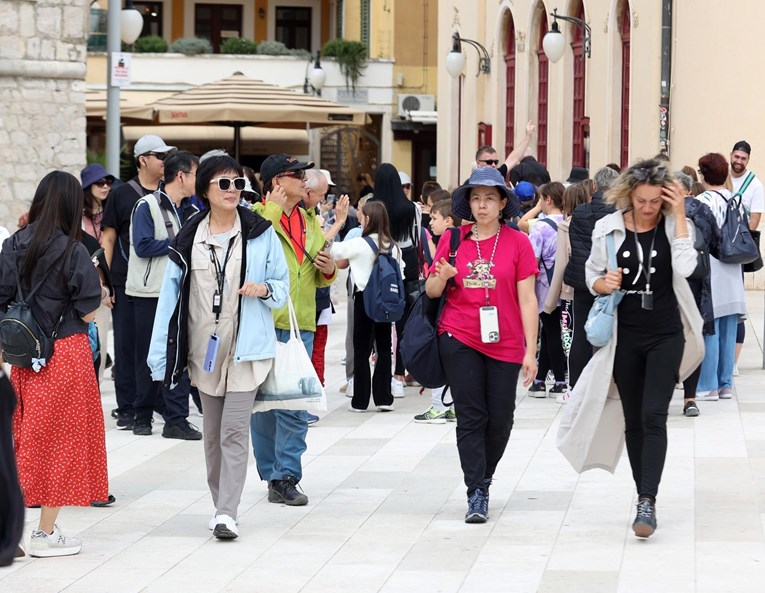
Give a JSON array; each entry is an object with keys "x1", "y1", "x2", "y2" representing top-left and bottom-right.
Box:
[
  {"x1": 330, "y1": 233, "x2": 405, "y2": 290},
  {"x1": 731, "y1": 170, "x2": 764, "y2": 218}
]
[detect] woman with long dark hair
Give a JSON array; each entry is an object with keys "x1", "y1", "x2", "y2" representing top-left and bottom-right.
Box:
[
  {"x1": 0, "y1": 171, "x2": 105, "y2": 557},
  {"x1": 80, "y1": 163, "x2": 114, "y2": 242},
  {"x1": 370, "y1": 163, "x2": 419, "y2": 395}
]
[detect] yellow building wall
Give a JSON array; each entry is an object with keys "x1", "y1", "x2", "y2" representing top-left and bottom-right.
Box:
[
  {"x1": 392, "y1": 0, "x2": 437, "y2": 96},
  {"x1": 344, "y1": 1, "x2": 361, "y2": 41},
  {"x1": 392, "y1": 139, "x2": 413, "y2": 174}
]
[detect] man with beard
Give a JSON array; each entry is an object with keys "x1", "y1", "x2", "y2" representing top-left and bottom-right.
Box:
[{"x1": 730, "y1": 140, "x2": 763, "y2": 230}]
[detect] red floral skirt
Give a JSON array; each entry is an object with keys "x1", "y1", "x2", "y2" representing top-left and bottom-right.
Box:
[{"x1": 12, "y1": 333, "x2": 108, "y2": 507}]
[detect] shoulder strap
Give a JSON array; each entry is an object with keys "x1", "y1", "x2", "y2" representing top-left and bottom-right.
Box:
[
  {"x1": 539, "y1": 217, "x2": 559, "y2": 232},
  {"x1": 605, "y1": 232, "x2": 617, "y2": 270},
  {"x1": 16, "y1": 254, "x2": 61, "y2": 302},
  {"x1": 127, "y1": 179, "x2": 145, "y2": 199},
  {"x1": 734, "y1": 172, "x2": 756, "y2": 198},
  {"x1": 155, "y1": 192, "x2": 177, "y2": 240},
  {"x1": 363, "y1": 235, "x2": 379, "y2": 256}
]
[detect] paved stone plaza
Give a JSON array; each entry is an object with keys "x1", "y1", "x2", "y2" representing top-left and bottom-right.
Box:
[{"x1": 2, "y1": 285, "x2": 764, "y2": 593}]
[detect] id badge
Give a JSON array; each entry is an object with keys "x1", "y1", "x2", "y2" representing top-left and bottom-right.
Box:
[
  {"x1": 203, "y1": 334, "x2": 220, "y2": 373},
  {"x1": 479, "y1": 306, "x2": 500, "y2": 343},
  {"x1": 212, "y1": 291, "x2": 222, "y2": 314},
  {"x1": 641, "y1": 291, "x2": 654, "y2": 311}
]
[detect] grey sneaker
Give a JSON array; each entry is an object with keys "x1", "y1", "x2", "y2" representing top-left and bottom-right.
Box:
[
  {"x1": 683, "y1": 401, "x2": 700, "y2": 417},
  {"x1": 268, "y1": 476, "x2": 308, "y2": 506},
  {"x1": 465, "y1": 489, "x2": 489, "y2": 524},
  {"x1": 29, "y1": 525, "x2": 82, "y2": 558},
  {"x1": 413, "y1": 406, "x2": 447, "y2": 424},
  {"x1": 633, "y1": 498, "x2": 657, "y2": 538}
]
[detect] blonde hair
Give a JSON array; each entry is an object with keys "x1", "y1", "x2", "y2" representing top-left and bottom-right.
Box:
[{"x1": 605, "y1": 159, "x2": 672, "y2": 211}]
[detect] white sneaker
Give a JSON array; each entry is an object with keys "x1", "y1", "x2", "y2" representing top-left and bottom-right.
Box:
[
  {"x1": 348, "y1": 404, "x2": 366, "y2": 413},
  {"x1": 391, "y1": 378, "x2": 405, "y2": 398},
  {"x1": 696, "y1": 390, "x2": 719, "y2": 401},
  {"x1": 346, "y1": 379, "x2": 354, "y2": 398},
  {"x1": 212, "y1": 514, "x2": 239, "y2": 539},
  {"x1": 29, "y1": 525, "x2": 82, "y2": 558},
  {"x1": 733, "y1": 365, "x2": 739, "y2": 376},
  {"x1": 555, "y1": 392, "x2": 570, "y2": 404},
  {"x1": 377, "y1": 404, "x2": 395, "y2": 412}
]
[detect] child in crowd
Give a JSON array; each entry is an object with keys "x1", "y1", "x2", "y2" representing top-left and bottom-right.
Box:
[
  {"x1": 413, "y1": 198, "x2": 461, "y2": 423},
  {"x1": 331, "y1": 201, "x2": 404, "y2": 412}
]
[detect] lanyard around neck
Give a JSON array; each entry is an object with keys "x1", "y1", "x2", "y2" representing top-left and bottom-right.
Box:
[
  {"x1": 473, "y1": 224, "x2": 501, "y2": 305},
  {"x1": 209, "y1": 236, "x2": 235, "y2": 325},
  {"x1": 632, "y1": 223, "x2": 659, "y2": 291}
]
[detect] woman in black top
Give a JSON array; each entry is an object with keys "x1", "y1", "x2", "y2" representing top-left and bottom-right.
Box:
[
  {"x1": 370, "y1": 164, "x2": 421, "y2": 393},
  {"x1": 0, "y1": 171, "x2": 104, "y2": 558}
]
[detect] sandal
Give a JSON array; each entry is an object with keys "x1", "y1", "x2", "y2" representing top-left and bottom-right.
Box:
[{"x1": 90, "y1": 494, "x2": 116, "y2": 507}]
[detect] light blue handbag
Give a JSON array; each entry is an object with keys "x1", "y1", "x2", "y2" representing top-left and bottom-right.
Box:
[{"x1": 584, "y1": 233, "x2": 624, "y2": 348}]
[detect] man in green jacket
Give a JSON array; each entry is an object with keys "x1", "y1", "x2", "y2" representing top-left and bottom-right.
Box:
[{"x1": 250, "y1": 153, "x2": 337, "y2": 506}]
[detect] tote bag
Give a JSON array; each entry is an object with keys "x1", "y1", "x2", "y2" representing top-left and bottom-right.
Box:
[
  {"x1": 584, "y1": 233, "x2": 624, "y2": 348},
  {"x1": 254, "y1": 298, "x2": 327, "y2": 412}
]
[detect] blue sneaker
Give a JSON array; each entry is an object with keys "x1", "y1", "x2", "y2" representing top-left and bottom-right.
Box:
[
  {"x1": 465, "y1": 489, "x2": 489, "y2": 523},
  {"x1": 305, "y1": 412, "x2": 320, "y2": 425}
]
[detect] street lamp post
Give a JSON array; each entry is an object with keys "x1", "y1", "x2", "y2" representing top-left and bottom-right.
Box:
[
  {"x1": 542, "y1": 8, "x2": 592, "y2": 64},
  {"x1": 106, "y1": 1, "x2": 143, "y2": 177},
  {"x1": 445, "y1": 32, "x2": 491, "y2": 78},
  {"x1": 303, "y1": 51, "x2": 326, "y2": 96}
]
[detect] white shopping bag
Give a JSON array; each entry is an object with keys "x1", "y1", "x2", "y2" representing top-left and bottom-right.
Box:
[{"x1": 253, "y1": 298, "x2": 327, "y2": 412}]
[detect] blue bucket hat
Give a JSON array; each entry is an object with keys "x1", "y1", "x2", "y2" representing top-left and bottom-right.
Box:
[
  {"x1": 80, "y1": 163, "x2": 115, "y2": 191},
  {"x1": 451, "y1": 167, "x2": 520, "y2": 220}
]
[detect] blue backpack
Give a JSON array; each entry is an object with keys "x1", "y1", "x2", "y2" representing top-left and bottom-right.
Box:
[{"x1": 362, "y1": 236, "x2": 406, "y2": 323}]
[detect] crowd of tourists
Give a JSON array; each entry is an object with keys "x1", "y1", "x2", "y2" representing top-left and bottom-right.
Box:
[{"x1": 1, "y1": 130, "x2": 761, "y2": 564}]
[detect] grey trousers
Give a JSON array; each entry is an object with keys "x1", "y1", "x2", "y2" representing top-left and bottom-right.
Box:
[{"x1": 200, "y1": 390, "x2": 258, "y2": 519}]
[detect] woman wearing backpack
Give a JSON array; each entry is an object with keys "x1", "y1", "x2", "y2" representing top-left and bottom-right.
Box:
[
  {"x1": 426, "y1": 167, "x2": 538, "y2": 524},
  {"x1": 0, "y1": 171, "x2": 104, "y2": 557},
  {"x1": 331, "y1": 201, "x2": 404, "y2": 412},
  {"x1": 370, "y1": 163, "x2": 420, "y2": 397},
  {"x1": 694, "y1": 153, "x2": 747, "y2": 402},
  {"x1": 527, "y1": 182, "x2": 568, "y2": 399}
]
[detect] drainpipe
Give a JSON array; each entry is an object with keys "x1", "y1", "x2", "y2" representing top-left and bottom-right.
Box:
[{"x1": 659, "y1": 0, "x2": 672, "y2": 156}]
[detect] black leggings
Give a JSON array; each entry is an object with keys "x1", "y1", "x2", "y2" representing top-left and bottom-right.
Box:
[
  {"x1": 439, "y1": 333, "x2": 520, "y2": 495},
  {"x1": 394, "y1": 246, "x2": 420, "y2": 376},
  {"x1": 569, "y1": 289, "x2": 595, "y2": 388},
  {"x1": 612, "y1": 326, "x2": 684, "y2": 500},
  {"x1": 352, "y1": 291, "x2": 393, "y2": 409},
  {"x1": 535, "y1": 307, "x2": 567, "y2": 382}
]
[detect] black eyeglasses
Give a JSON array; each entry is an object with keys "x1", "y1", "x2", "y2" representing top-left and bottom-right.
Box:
[
  {"x1": 209, "y1": 177, "x2": 246, "y2": 191},
  {"x1": 277, "y1": 170, "x2": 306, "y2": 181},
  {"x1": 142, "y1": 152, "x2": 170, "y2": 161},
  {"x1": 478, "y1": 159, "x2": 500, "y2": 166},
  {"x1": 92, "y1": 179, "x2": 113, "y2": 188}
]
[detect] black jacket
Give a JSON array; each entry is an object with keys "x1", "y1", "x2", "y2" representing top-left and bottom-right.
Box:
[
  {"x1": 159, "y1": 206, "x2": 272, "y2": 388},
  {"x1": 0, "y1": 225, "x2": 101, "y2": 340},
  {"x1": 685, "y1": 197, "x2": 721, "y2": 336},
  {"x1": 564, "y1": 190, "x2": 616, "y2": 291},
  {"x1": 508, "y1": 156, "x2": 551, "y2": 187}
]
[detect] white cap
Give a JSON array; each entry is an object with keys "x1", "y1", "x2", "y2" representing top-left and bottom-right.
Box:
[
  {"x1": 319, "y1": 169, "x2": 336, "y2": 186},
  {"x1": 133, "y1": 134, "x2": 175, "y2": 158},
  {"x1": 399, "y1": 171, "x2": 412, "y2": 186}
]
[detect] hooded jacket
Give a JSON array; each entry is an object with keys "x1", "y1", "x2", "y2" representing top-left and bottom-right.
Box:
[{"x1": 147, "y1": 206, "x2": 289, "y2": 388}]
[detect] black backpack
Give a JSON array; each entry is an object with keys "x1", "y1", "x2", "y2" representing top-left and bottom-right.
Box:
[
  {"x1": 0, "y1": 264, "x2": 66, "y2": 371},
  {"x1": 715, "y1": 190, "x2": 760, "y2": 265}
]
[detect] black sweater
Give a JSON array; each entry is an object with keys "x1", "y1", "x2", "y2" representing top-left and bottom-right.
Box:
[{"x1": 564, "y1": 191, "x2": 615, "y2": 291}]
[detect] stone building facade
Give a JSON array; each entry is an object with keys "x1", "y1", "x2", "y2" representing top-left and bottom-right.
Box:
[{"x1": 0, "y1": 0, "x2": 88, "y2": 230}]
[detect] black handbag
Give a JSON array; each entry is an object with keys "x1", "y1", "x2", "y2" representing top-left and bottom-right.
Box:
[{"x1": 743, "y1": 229, "x2": 763, "y2": 272}]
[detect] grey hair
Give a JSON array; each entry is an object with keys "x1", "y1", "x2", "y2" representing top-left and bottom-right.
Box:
[
  {"x1": 674, "y1": 171, "x2": 693, "y2": 193},
  {"x1": 593, "y1": 166, "x2": 620, "y2": 192},
  {"x1": 304, "y1": 168, "x2": 324, "y2": 190},
  {"x1": 200, "y1": 148, "x2": 228, "y2": 162}
]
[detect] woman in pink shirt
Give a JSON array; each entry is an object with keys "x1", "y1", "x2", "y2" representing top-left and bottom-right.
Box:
[{"x1": 426, "y1": 167, "x2": 538, "y2": 524}]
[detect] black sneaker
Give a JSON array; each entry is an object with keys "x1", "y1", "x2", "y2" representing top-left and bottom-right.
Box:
[
  {"x1": 133, "y1": 421, "x2": 152, "y2": 436},
  {"x1": 527, "y1": 381, "x2": 547, "y2": 398},
  {"x1": 633, "y1": 497, "x2": 657, "y2": 538},
  {"x1": 111, "y1": 408, "x2": 119, "y2": 419},
  {"x1": 683, "y1": 401, "x2": 700, "y2": 417},
  {"x1": 268, "y1": 476, "x2": 308, "y2": 506},
  {"x1": 549, "y1": 382, "x2": 568, "y2": 395},
  {"x1": 162, "y1": 421, "x2": 202, "y2": 440},
  {"x1": 116, "y1": 412, "x2": 134, "y2": 430},
  {"x1": 465, "y1": 489, "x2": 489, "y2": 524}
]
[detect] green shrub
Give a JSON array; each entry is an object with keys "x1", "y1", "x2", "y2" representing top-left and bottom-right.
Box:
[
  {"x1": 321, "y1": 39, "x2": 367, "y2": 90},
  {"x1": 169, "y1": 37, "x2": 213, "y2": 55},
  {"x1": 134, "y1": 35, "x2": 168, "y2": 53},
  {"x1": 220, "y1": 37, "x2": 258, "y2": 55},
  {"x1": 256, "y1": 40, "x2": 291, "y2": 56},
  {"x1": 289, "y1": 48, "x2": 312, "y2": 58}
]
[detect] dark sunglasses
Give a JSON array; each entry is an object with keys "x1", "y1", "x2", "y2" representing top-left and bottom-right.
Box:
[
  {"x1": 277, "y1": 170, "x2": 306, "y2": 181},
  {"x1": 210, "y1": 177, "x2": 246, "y2": 191},
  {"x1": 402, "y1": 184, "x2": 412, "y2": 190},
  {"x1": 478, "y1": 159, "x2": 500, "y2": 166},
  {"x1": 92, "y1": 179, "x2": 113, "y2": 188},
  {"x1": 142, "y1": 151, "x2": 170, "y2": 161}
]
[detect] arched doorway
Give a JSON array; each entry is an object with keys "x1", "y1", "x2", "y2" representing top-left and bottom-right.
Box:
[{"x1": 570, "y1": 1, "x2": 586, "y2": 167}]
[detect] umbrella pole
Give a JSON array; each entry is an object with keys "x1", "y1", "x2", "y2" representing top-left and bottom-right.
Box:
[{"x1": 233, "y1": 125, "x2": 241, "y2": 161}]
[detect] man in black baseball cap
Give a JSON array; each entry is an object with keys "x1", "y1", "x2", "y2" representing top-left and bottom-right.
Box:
[
  {"x1": 250, "y1": 153, "x2": 336, "y2": 507},
  {"x1": 730, "y1": 140, "x2": 763, "y2": 231}
]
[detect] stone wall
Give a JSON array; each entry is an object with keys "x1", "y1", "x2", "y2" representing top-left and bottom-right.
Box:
[{"x1": 0, "y1": 0, "x2": 88, "y2": 231}]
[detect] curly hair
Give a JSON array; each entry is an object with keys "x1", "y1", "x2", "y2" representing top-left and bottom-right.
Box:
[{"x1": 605, "y1": 159, "x2": 672, "y2": 210}]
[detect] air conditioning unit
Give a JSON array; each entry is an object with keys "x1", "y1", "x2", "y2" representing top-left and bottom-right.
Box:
[{"x1": 398, "y1": 94, "x2": 435, "y2": 117}]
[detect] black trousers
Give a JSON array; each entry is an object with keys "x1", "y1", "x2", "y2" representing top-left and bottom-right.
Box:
[
  {"x1": 352, "y1": 291, "x2": 393, "y2": 409},
  {"x1": 569, "y1": 288, "x2": 596, "y2": 388},
  {"x1": 394, "y1": 246, "x2": 420, "y2": 376},
  {"x1": 535, "y1": 307, "x2": 567, "y2": 382},
  {"x1": 439, "y1": 333, "x2": 520, "y2": 495},
  {"x1": 112, "y1": 284, "x2": 137, "y2": 415},
  {"x1": 612, "y1": 326, "x2": 684, "y2": 499}
]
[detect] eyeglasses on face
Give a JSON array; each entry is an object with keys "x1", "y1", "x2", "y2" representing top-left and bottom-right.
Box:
[
  {"x1": 92, "y1": 179, "x2": 113, "y2": 188},
  {"x1": 402, "y1": 184, "x2": 412, "y2": 190},
  {"x1": 209, "y1": 177, "x2": 246, "y2": 191},
  {"x1": 277, "y1": 170, "x2": 306, "y2": 181},
  {"x1": 478, "y1": 159, "x2": 500, "y2": 166}
]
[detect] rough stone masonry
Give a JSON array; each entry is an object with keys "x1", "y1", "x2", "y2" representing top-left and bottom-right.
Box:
[{"x1": 0, "y1": 0, "x2": 88, "y2": 231}]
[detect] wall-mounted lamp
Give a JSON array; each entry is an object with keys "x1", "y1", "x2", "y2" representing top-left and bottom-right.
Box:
[
  {"x1": 446, "y1": 32, "x2": 491, "y2": 78},
  {"x1": 542, "y1": 8, "x2": 591, "y2": 63},
  {"x1": 303, "y1": 51, "x2": 326, "y2": 96},
  {"x1": 258, "y1": 7, "x2": 266, "y2": 18}
]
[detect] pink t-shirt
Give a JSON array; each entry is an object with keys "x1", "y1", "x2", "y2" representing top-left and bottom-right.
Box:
[{"x1": 432, "y1": 225, "x2": 538, "y2": 363}]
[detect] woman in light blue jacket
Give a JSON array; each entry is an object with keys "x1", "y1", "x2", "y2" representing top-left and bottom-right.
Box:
[{"x1": 149, "y1": 155, "x2": 289, "y2": 541}]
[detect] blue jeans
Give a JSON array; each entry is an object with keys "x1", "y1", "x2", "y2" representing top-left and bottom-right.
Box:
[
  {"x1": 250, "y1": 329, "x2": 314, "y2": 482},
  {"x1": 698, "y1": 314, "x2": 737, "y2": 392}
]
